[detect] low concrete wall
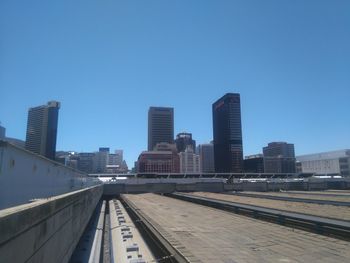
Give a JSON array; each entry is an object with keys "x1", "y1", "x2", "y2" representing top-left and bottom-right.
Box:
[
  {"x1": 195, "y1": 182, "x2": 224, "y2": 192},
  {"x1": 104, "y1": 182, "x2": 226, "y2": 195},
  {"x1": 0, "y1": 185, "x2": 103, "y2": 263},
  {"x1": 230, "y1": 178, "x2": 350, "y2": 192},
  {"x1": 233, "y1": 181, "x2": 268, "y2": 192},
  {"x1": 0, "y1": 141, "x2": 100, "y2": 209}
]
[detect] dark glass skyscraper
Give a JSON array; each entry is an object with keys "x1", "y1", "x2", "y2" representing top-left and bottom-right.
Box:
[
  {"x1": 148, "y1": 107, "x2": 174, "y2": 151},
  {"x1": 212, "y1": 93, "x2": 243, "y2": 173},
  {"x1": 25, "y1": 101, "x2": 60, "y2": 160}
]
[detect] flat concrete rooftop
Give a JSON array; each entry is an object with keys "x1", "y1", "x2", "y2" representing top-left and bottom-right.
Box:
[
  {"x1": 123, "y1": 193, "x2": 350, "y2": 263},
  {"x1": 242, "y1": 190, "x2": 350, "y2": 200},
  {"x1": 190, "y1": 192, "x2": 350, "y2": 221}
]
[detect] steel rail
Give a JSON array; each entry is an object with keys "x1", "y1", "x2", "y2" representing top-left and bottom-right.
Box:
[{"x1": 121, "y1": 195, "x2": 190, "y2": 263}]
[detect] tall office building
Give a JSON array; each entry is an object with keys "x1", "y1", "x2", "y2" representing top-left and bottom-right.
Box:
[
  {"x1": 263, "y1": 142, "x2": 296, "y2": 173},
  {"x1": 212, "y1": 93, "x2": 243, "y2": 173},
  {"x1": 198, "y1": 143, "x2": 215, "y2": 173},
  {"x1": 148, "y1": 107, "x2": 174, "y2": 151},
  {"x1": 25, "y1": 101, "x2": 60, "y2": 160},
  {"x1": 175, "y1": 132, "x2": 196, "y2": 153}
]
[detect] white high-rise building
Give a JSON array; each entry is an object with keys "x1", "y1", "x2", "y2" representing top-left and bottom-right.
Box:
[{"x1": 179, "y1": 146, "x2": 200, "y2": 173}]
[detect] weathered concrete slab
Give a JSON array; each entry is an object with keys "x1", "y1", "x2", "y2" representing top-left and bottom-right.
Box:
[
  {"x1": 123, "y1": 193, "x2": 350, "y2": 263},
  {"x1": 0, "y1": 185, "x2": 103, "y2": 263},
  {"x1": 0, "y1": 140, "x2": 100, "y2": 209},
  {"x1": 190, "y1": 192, "x2": 350, "y2": 221}
]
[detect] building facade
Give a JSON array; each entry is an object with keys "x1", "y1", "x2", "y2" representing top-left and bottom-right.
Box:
[
  {"x1": 138, "y1": 143, "x2": 179, "y2": 173},
  {"x1": 212, "y1": 93, "x2": 243, "y2": 173},
  {"x1": 179, "y1": 146, "x2": 200, "y2": 173},
  {"x1": 244, "y1": 154, "x2": 264, "y2": 173},
  {"x1": 25, "y1": 101, "x2": 60, "y2": 160},
  {"x1": 263, "y1": 142, "x2": 296, "y2": 173},
  {"x1": 113, "y1": 150, "x2": 124, "y2": 166},
  {"x1": 175, "y1": 132, "x2": 196, "y2": 153},
  {"x1": 137, "y1": 151, "x2": 180, "y2": 173},
  {"x1": 148, "y1": 107, "x2": 174, "y2": 151},
  {"x1": 296, "y1": 150, "x2": 350, "y2": 177},
  {"x1": 94, "y1": 147, "x2": 110, "y2": 173},
  {"x1": 77, "y1": 153, "x2": 96, "y2": 174},
  {"x1": 198, "y1": 143, "x2": 215, "y2": 173},
  {"x1": 0, "y1": 124, "x2": 5, "y2": 140}
]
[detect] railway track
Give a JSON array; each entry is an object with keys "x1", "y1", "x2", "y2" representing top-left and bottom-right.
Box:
[
  {"x1": 71, "y1": 197, "x2": 186, "y2": 263},
  {"x1": 70, "y1": 192, "x2": 350, "y2": 262}
]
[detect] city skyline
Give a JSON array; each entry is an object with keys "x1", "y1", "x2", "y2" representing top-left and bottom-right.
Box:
[
  {"x1": 2, "y1": 95, "x2": 350, "y2": 169},
  {"x1": 1, "y1": 1, "x2": 350, "y2": 167}
]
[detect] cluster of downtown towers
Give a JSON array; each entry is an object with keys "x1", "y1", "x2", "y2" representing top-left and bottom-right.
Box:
[
  {"x1": 146, "y1": 93, "x2": 245, "y2": 173},
  {"x1": 22, "y1": 93, "x2": 296, "y2": 174},
  {"x1": 23, "y1": 93, "x2": 246, "y2": 173}
]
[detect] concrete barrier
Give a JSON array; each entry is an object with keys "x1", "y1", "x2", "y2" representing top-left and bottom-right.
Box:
[
  {"x1": 104, "y1": 182, "x2": 227, "y2": 195},
  {"x1": 195, "y1": 182, "x2": 224, "y2": 192},
  {"x1": 241, "y1": 181, "x2": 268, "y2": 192},
  {"x1": 103, "y1": 178, "x2": 226, "y2": 195},
  {"x1": 176, "y1": 183, "x2": 198, "y2": 192},
  {"x1": 0, "y1": 185, "x2": 103, "y2": 263},
  {"x1": 230, "y1": 178, "x2": 350, "y2": 192},
  {"x1": 0, "y1": 141, "x2": 100, "y2": 210}
]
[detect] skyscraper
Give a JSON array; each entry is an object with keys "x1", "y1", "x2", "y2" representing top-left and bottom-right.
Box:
[
  {"x1": 25, "y1": 101, "x2": 60, "y2": 160},
  {"x1": 198, "y1": 143, "x2": 215, "y2": 173},
  {"x1": 212, "y1": 93, "x2": 243, "y2": 173},
  {"x1": 148, "y1": 107, "x2": 174, "y2": 151}
]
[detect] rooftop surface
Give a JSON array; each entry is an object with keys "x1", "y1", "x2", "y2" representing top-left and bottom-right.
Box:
[
  {"x1": 189, "y1": 192, "x2": 350, "y2": 221},
  {"x1": 123, "y1": 193, "x2": 350, "y2": 263}
]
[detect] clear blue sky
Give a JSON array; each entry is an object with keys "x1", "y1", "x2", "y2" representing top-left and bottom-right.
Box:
[{"x1": 1, "y1": 0, "x2": 349, "y2": 168}]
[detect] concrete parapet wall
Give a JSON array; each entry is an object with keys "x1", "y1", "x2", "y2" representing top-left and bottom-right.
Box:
[
  {"x1": 0, "y1": 141, "x2": 100, "y2": 209},
  {"x1": 104, "y1": 182, "x2": 225, "y2": 195},
  {"x1": 195, "y1": 182, "x2": 224, "y2": 192},
  {"x1": 175, "y1": 183, "x2": 198, "y2": 192},
  {"x1": 233, "y1": 181, "x2": 268, "y2": 192},
  {"x1": 231, "y1": 178, "x2": 350, "y2": 192},
  {"x1": 0, "y1": 185, "x2": 103, "y2": 263}
]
